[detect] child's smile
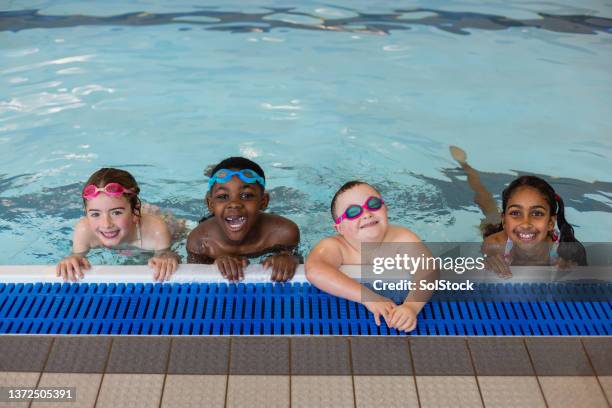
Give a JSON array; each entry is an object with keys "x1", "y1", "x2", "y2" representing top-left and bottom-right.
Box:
[
  {"x1": 225, "y1": 215, "x2": 247, "y2": 232},
  {"x1": 503, "y1": 186, "x2": 555, "y2": 249},
  {"x1": 515, "y1": 230, "x2": 537, "y2": 242},
  {"x1": 99, "y1": 229, "x2": 121, "y2": 239},
  {"x1": 359, "y1": 218, "x2": 380, "y2": 229},
  {"x1": 334, "y1": 184, "x2": 388, "y2": 242},
  {"x1": 85, "y1": 194, "x2": 137, "y2": 247},
  {"x1": 208, "y1": 173, "x2": 268, "y2": 243}
]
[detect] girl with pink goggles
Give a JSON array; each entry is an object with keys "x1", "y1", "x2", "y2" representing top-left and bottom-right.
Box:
[{"x1": 82, "y1": 183, "x2": 134, "y2": 200}]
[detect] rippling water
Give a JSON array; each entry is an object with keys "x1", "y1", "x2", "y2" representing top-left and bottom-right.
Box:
[{"x1": 1, "y1": 1, "x2": 611, "y2": 264}]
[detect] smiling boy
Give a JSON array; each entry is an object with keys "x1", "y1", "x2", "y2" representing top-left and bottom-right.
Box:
[
  {"x1": 305, "y1": 180, "x2": 434, "y2": 332},
  {"x1": 187, "y1": 157, "x2": 300, "y2": 282}
]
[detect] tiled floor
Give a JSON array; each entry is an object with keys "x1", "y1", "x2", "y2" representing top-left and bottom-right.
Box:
[{"x1": 0, "y1": 336, "x2": 610, "y2": 407}]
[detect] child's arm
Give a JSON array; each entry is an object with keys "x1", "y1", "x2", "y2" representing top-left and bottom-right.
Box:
[
  {"x1": 186, "y1": 225, "x2": 215, "y2": 263},
  {"x1": 56, "y1": 218, "x2": 92, "y2": 282},
  {"x1": 186, "y1": 227, "x2": 247, "y2": 281},
  {"x1": 262, "y1": 220, "x2": 300, "y2": 282},
  {"x1": 187, "y1": 244, "x2": 248, "y2": 281},
  {"x1": 186, "y1": 246, "x2": 214, "y2": 264},
  {"x1": 305, "y1": 238, "x2": 395, "y2": 326},
  {"x1": 263, "y1": 248, "x2": 299, "y2": 282},
  {"x1": 387, "y1": 233, "x2": 437, "y2": 332},
  {"x1": 144, "y1": 216, "x2": 179, "y2": 282}
]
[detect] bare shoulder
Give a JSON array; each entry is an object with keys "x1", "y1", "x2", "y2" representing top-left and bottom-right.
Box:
[
  {"x1": 139, "y1": 214, "x2": 171, "y2": 250},
  {"x1": 140, "y1": 213, "x2": 170, "y2": 236},
  {"x1": 387, "y1": 224, "x2": 421, "y2": 243},
  {"x1": 482, "y1": 230, "x2": 507, "y2": 256},
  {"x1": 73, "y1": 217, "x2": 96, "y2": 250},
  {"x1": 74, "y1": 217, "x2": 90, "y2": 236},
  {"x1": 483, "y1": 230, "x2": 506, "y2": 245},
  {"x1": 307, "y1": 236, "x2": 345, "y2": 265},
  {"x1": 260, "y1": 213, "x2": 299, "y2": 247},
  {"x1": 314, "y1": 236, "x2": 344, "y2": 251},
  {"x1": 186, "y1": 218, "x2": 220, "y2": 256}
]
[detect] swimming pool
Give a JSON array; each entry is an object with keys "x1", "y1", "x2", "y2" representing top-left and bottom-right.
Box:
[{"x1": 1, "y1": 1, "x2": 611, "y2": 266}]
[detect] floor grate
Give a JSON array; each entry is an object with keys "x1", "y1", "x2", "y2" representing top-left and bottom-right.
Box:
[{"x1": 0, "y1": 282, "x2": 609, "y2": 335}]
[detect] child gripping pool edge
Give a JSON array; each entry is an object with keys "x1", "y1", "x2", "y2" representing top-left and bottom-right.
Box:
[
  {"x1": 449, "y1": 145, "x2": 587, "y2": 278},
  {"x1": 56, "y1": 168, "x2": 181, "y2": 282},
  {"x1": 305, "y1": 181, "x2": 436, "y2": 332},
  {"x1": 187, "y1": 157, "x2": 300, "y2": 282}
]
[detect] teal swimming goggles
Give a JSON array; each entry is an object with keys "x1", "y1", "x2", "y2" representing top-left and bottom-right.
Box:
[{"x1": 208, "y1": 168, "x2": 266, "y2": 190}]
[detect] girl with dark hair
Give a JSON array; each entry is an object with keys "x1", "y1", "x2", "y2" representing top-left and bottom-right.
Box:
[
  {"x1": 450, "y1": 146, "x2": 587, "y2": 277},
  {"x1": 56, "y1": 168, "x2": 182, "y2": 282}
]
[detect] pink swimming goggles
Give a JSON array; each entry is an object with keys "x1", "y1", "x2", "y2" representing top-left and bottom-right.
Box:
[
  {"x1": 82, "y1": 183, "x2": 134, "y2": 200},
  {"x1": 335, "y1": 196, "x2": 385, "y2": 224}
]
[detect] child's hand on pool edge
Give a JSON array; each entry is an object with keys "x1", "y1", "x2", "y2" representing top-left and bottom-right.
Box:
[
  {"x1": 215, "y1": 255, "x2": 248, "y2": 282},
  {"x1": 263, "y1": 252, "x2": 298, "y2": 282},
  {"x1": 556, "y1": 258, "x2": 577, "y2": 272},
  {"x1": 363, "y1": 295, "x2": 395, "y2": 326},
  {"x1": 56, "y1": 255, "x2": 90, "y2": 282},
  {"x1": 388, "y1": 303, "x2": 419, "y2": 332},
  {"x1": 485, "y1": 254, "x2": 512, "y2": 279},
  {"x1": 149, "y1": 252, "x2": 179, "y2": 282}
]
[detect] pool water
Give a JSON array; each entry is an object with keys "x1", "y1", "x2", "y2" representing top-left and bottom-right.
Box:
[{"x1": 1, "y1": 1, "x2": 611, "y2": 264}]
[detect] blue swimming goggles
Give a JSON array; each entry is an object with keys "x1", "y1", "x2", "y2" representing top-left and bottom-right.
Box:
[{"x1": 208, "y1": 168, "x2": 266, "y2": 190}]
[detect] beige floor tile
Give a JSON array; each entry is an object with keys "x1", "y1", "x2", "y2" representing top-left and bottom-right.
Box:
[
  {"x1": 539, "y1": 376, "x2": 608, "y2": 408},
  {"x1": 95, "y1": 374, "x2": 164, "y2": 408},
  {"x1": 161, "y1": 375, "x2": 226, "y2": 408},
  {"x1": 226, "y1": 375, "x2": 289, "y2": 408},
  {"x1": 291, "y1": 376, "x2": 353, "y2": 408},
  {"x1": 354, "y1": 376, "x2": 417, "y2": 408},
  {"x1": 416, "y1": 376, "x2": 483, "y2": 408},
  {"x1": 478, "y1": 376, "x2": 545, "y2": 408},
  {"x1": 31, "y1": 373, "x2": 101, "y2": 408},
  {"x1": 0, "y1": 371, "x2": 41, "y2": 387},
  {"x1": 598, "y1": 376, "x2": 612, "y2": 405},
  {"x1": 0, "y1": 372, "x2": 41, "y2": 408}
]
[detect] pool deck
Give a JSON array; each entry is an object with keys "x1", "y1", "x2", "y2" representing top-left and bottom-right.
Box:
[
  {"x1": 1, "y1": 265, "x2": 610, "y2": 406},
  {"x1": 0, "y1": 335, "x2": 610, "y2": 407}
]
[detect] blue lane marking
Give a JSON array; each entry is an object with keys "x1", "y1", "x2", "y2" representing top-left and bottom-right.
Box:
[{"x1": 0, "y1": 282, "x2": 609, "y2": 335}]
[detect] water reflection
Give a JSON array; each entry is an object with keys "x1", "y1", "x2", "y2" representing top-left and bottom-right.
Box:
[
  {"x1": 414, "y1": 167, "x2": 612, "y2": 213},
  {"x1": 1, "y1": 169, "x2": 609, "y2": 230},
  {"x1": 1, "y1": 8, "x2": 610, "y2": 35}
]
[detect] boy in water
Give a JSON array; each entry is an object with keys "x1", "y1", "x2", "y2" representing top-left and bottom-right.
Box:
[
  {"x1": 187, "y1": 157, "x2": 300, "y2": 282},
  {"x1": 305, "y1": 181, "x2": 434, "y2": 332}
]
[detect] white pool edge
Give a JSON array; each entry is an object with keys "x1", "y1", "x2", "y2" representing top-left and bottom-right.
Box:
[{"x1": 0, "y1": 264, "x2": 608, "y2": 284}]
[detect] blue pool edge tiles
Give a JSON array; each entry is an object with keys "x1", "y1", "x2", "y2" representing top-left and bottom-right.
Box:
[{"x1": 0, "y1": 265, "x2": 609, "y2": 336}]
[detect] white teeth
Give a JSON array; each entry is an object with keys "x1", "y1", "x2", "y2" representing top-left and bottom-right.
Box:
[
  {"x1": 360, "y1": 220, "x2": 378, "y2": 229},
  {"x1": 100, "y1": 230, "x2": 119, "y2": 238},
  {"x1": 225, "y1": 216, "x2": 246, "y2": 230},
  {"x1": 518, "y1": 232, "x2": 536, "y2": 240}
]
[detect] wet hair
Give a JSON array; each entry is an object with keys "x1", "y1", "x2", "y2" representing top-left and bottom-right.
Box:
[
  {"x1": 330, "y1": 180, "x2": 378, "y2": 220},
  {"x1": 484, "y1": 175, "x2": 586, "y2": 265},
  {"x1": 208, "y1": 156, "x2": 266, "y2": 192},
  {"x1": 82, "y1": 168, "x2": 141, "y2": 216}
]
